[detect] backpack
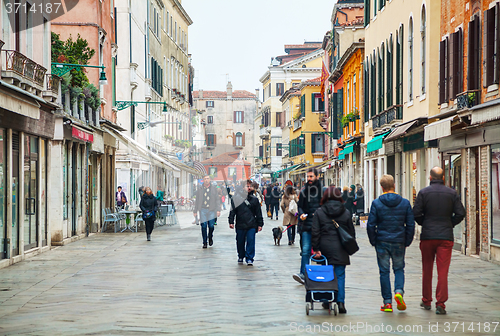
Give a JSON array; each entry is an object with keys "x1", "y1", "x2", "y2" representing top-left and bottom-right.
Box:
[{"x1": 288, "y1": 198, "x2": 298, "y2": 215}]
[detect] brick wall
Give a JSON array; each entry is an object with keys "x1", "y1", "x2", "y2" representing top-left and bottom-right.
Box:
[{"x1": 480, "y1": 146, "x2": 490, "y2": 254}]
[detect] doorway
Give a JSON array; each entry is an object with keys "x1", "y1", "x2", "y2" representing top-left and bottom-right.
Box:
[{"x1": 23, "y1": 135, "x2": 38, "y2": 251}]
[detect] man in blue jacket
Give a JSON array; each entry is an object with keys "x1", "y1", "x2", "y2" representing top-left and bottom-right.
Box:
[{"x1": 367, "y1": 174, "x2": 415, "y2": 313}]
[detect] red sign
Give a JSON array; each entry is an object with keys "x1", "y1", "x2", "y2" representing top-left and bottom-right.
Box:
[{"x1": 72, "y1": 127, "x2": 93, "y2": 143}]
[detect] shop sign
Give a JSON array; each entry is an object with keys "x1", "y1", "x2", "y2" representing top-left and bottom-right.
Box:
[{"x1": 72, "y1": 127, "x2": 93, "y2": 143}]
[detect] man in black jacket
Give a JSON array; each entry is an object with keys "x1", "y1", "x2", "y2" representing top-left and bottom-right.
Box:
[
  {"x1": 413, "y1": 167, "x2": 465, "y2": 314},
  {"x1": 229, "y1": 180, "x2": 264, "y2": 266},
  {"x1": 269, "y1": 182, "x2": 282, "y2": 220},
  {"x1": 194, "y1": 175, "x2": 221, "y2": 248},
  {"x1": 293, "y1": 168, "x2": 323, "y2": 284}
]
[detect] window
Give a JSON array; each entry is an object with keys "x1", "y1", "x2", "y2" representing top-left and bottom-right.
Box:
[
  {"x1": 268, "y1": 84, "x2": 272, "y2": 98},
  {"x1": 353, "y1": 74, "x2": 357, "y2": 110},
  {"x1": 396, "y1": 25, "x2": 404, "y2": 118},
  {"x1": 175, "y1": 21, "x2": 177, "y2": 42},
  {"x1": 484, "y1": 4, "x2": 499, "y2": 87},
  {"x1": 365, "y1": 0, "x2": 370, "y2": 26},
  {"x1": 276, "y1": 112, "x2": 282, "y2": 127},
  {"x1": 408, "y1": 17, "x2": 414, "y2": 101},
  {"x1": 491, "y1": 144, "x2": 500, "y2": 243},
  {"x1": 259, "y1": 145, "x2": 263, "y2": 158},
  {"x1": 235, "y1": 132, "x2": 243, "y2": 146},
  {"x1": 276, "y1": 143, "x2": 282, "y2": 156},
  {"x1": 439, "y1": 37, "x2": 449, "y2": 104},
  {"x1": 234, "y1": 111, "x2": 244, "y2": 123},
  {"x1": 229, "y1": 167, "x2": 236, "y2": 176},
  {"x1": 207, "y1": 116, "x2": 213, "y2": 124},
  {"x1": 468, "y1": 16, "x2": 481, "y2": 90},
  {"x1": 387, "y1": 36, "x2": 393, "y2": 107},
  {"x1": 421, "y1": 6, "x2": 426, "y2": 95},
  {"x1": 206, "y1": 101, "x2": 214, "y2": 108},
  {"x1": 370, "y1": 53, "x2": 376, "y2": 117},
  {"x1": 276, "y1": 83, "x2": 284, "y2": 96},
  {"x1": 206, "y1": 134, "x2": 216, "y2": 146},
  {"x1": 209, "y1": 167, "x2": 217, "y2": 177},
  {"x1": 311, "y1": 134, "x2": 325, "y2": 153},
  {"x1": 166, "y1": 11, "x2": 169, "y2": 34},
  {"x1": 364, "y1": 60, "x2": 369, "y2": 122},
  {"x1": 312, "y1": 93, "x2": 325, "y2": 112},
  {"x1": 346, "y1": 81, "x2": 350, "y2": 114}
]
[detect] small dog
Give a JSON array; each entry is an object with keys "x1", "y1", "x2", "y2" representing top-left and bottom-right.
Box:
[{"x1": 272, "y1": 226, "x2": 283, "y2": 246}]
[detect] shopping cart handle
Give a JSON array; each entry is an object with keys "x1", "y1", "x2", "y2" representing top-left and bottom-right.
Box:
[{"x1": 310, "y1": 254, "x2": 327, "y2": 264}]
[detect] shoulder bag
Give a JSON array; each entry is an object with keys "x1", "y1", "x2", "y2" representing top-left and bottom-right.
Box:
[{"x1": 332, "y1": 218, "x2": 359, "y2": 255}]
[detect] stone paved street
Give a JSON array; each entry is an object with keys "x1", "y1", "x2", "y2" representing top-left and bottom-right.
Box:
[{"x1": 1, "y1": 207, "x2": 500, "y2": 335}]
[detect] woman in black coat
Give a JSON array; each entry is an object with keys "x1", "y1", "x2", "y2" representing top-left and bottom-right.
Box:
[
  {"x1": 355, "y1": 187, "x2": 365, "y2": 215},
  {"x1": 140, "y1": 187, "x2": 158, "y2": 241},
  {"x1": 311, "y1": 187, "x2": 356, "y2": 314}
]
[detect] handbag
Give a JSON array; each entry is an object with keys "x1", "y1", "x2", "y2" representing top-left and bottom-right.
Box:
[
  {"x1": 121, "y1": 196, "x2": 126, "y2": 203},
  {"x1": 332, "y1": 218, "x2": 359, "y2": 255},
  {"x1": 143, "y1": 210, "x2": 155, "y2": 219}
]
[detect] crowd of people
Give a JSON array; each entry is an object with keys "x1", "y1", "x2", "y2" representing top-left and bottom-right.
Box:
[{"x1": 116, "y1": 166, "x2": 465, "y2": 316}]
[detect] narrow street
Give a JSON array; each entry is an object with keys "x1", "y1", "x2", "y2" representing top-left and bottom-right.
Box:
[{"x1": 0, "y1": 209, "x2": 499, "y2": 335}]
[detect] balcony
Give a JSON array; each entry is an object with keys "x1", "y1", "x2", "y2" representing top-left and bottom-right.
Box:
[
  {"x1": 1, "y1": 49, "x2": 47, "y2": 94},
  {"x1": 456, "y1": 90, "x2": 480, "y2": 110},
  {"x1": 372, "y1": 105, "x2": 403, "y2": 130},
  {"x1": 293, "y1": 118, "x2": 302, "y2": 131},
  {"x1": 259, "y1": 126, "x2": 270, "y2": 139},
  {"x1": 319, "y1": 115, "x2": 328, "y2": 131},
  {"x1": 43, "y1": 74, "x2": 60, "y2": 102}
]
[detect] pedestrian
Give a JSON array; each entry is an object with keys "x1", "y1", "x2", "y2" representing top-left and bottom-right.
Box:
[
  {"x1": 156, "y1": 189, "x2": 165, "y2": 207},
  {"x1": 217, "y1": 186, "x2": 226, "y2": 210},
  {"x1": 265, "y1": 183, "x2": 273, "y2": 217},
  {"x1": 139, "y1": 187, "x2": 157, "y2": 241},
  {"x1": 342, "y1": 186, "x2": 349, "y2": 202},
  {"x1": 413, "y1": 167, "x2": 465, "y2": 314},
  {"x1": 193, "y1": 175, "x2": 221, "y2": 248},
  {"x1": 345, "y1": 185, "x2": 356, "y2": 216},
  {"x1": 229, "y1": 180, "x2": 264, "y2": 266},
  {"x1": 116, "y1": 186, "x2": 127, "y2": 210},
  {"x1": 311, "y1": 187, "x2": 355, "y2": 314},
  {"x1": 252, "y1": 181, "x2": 264, "y2": 205},
  {"x1": 293, "y1": 167, "x2": 323, "y2": 285},
  {"x1": 270, "y1": 182, "x2": 281, "y2": 220},
  {"x1": 138, "y1": 186, "x2": 145, "y2": 199},
  {"x1": 355, "y1": 186, "x2": 365, "y2": 216},
  {"x1": 280, "y1": 185, "x2": 298, "y2": 245},
  {"x1": 367, "y1": 174, "x2": 415, "y2": 313}
]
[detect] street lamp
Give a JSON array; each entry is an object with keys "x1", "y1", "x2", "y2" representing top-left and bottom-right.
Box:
[
  {"x1": 51, "y1": 62, "x2": 108, "y2": 85},
  {"x1": 115, "y1": 100, "x2": 168, "y2": 112}
]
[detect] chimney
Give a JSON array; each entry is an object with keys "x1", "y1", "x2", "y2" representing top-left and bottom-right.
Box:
[
  {"x1": 227, "y1": 81, "x2": 233, "y2": 99},
  {"x1": 199, "y1": 89, "x2": 203, "y2": 99},
  {"x1": 255, "y1": 89, "x2": 260, "y2": 100}
]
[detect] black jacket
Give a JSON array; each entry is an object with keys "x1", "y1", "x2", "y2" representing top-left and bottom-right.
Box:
[
  {"x1": 228, "y1": 191, "x2": 264, "y2": 230},
  {"x1": 355, "y1": 189, "x2": 365, "y2": 213},
  {"x1": 264, "y1": 185, "x2": 272, "y2": 204},
  {"x1": 194, "y1": 184, "x2": 221, "y2": 212},
  {"x1": 311, "y1": 200, "x2": 354, "y2": 265},
  {"x1": 413, "y1": 180, "x2": 466, "y2": 241},
  {"x1": 297, "y1": 180, "x2": 323, "y2": 232},
  {"x1": 269, "y1": 186, "x2": 281, "y2": 205},
  {"x1": 140, "y1": 194, "x2": 158, "y2": 215}
]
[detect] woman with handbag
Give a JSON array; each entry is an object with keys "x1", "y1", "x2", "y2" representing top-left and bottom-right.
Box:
[
  {"x1": 311, "y1": 187, "x2": 357, "y2": 314},
  {"x1": 280, "y1": 186, "x2": 298, "y2": 245},
  {"x1": 116, "y1": 186, "x2": 128, "y2": 210},
  {"x1": 140, "y1": 187, "x2": 158, "y2": 241}
]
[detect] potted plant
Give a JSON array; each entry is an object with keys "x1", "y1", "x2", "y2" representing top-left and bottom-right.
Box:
[{"x1": 340, "y1": 109, "x2": 360, "y2": 127}]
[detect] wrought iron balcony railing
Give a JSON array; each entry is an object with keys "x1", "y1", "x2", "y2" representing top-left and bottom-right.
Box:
[
  {"x1": 371, "y1": 105, "x2": 403, "y2": 130},
  {"x1": 456, "y1": 90, "x2": 480, "y2": 110},
  {"x1": 3, "y1": 50, "x2": 47, "y2": 86}
]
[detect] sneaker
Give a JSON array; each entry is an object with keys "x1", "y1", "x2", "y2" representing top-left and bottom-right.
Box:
[
  {"x1": 380, "y1": 303, "x2": 393, "y2": 312},
  {"x1": 147, "y1": 234, "x2": 151, "y2": 241},
  {"x1": 209, "y1": 237, "x2": 213, "y2": 246},
  {"x1": 436, "y1": 306, "x2": 447, "y2": 315},
  {"x1": 394, "y1": 293, "x2": 406, "y2": 311},
  {"x1": 247, "y1": 261, "x2": 253, "y2": 266},
  {"x1": 293, "y1": 273, "x2": 305, "y2": 285},
  {"x1": 202, "y1": 243, "x2": 207, "y2": 249},
  {"x1": 238, "y1": 258, "x2": 244, "y2": 263},
  {"x1": 420, "y1": 301, "x2": 431, "y2": 310},
  {"x1": 288, "y1": 241, "x2": 292, "y2": 245}
]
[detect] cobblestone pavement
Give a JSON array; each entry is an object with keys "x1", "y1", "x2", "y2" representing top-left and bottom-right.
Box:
[{"x1": 0, "y1": 207, "x2": 500, "y2": 335}]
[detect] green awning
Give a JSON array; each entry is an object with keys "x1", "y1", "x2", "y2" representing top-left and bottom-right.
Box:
[
  {"x1": 275, "y1": 164, "x2": 300, "y2": 175},
  {"x1": 366, "y1": 131, "x2": 391, "y2": 153},
  {"x1": 343, "y1": 142, "x2": 355, "y2": 154},
  {"x1": 337, "y1": 150, "x2": 345, "y2": 160}
]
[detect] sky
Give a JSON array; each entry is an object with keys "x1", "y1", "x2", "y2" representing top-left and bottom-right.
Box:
[{"x1": 183, "y1": 0, "x2": 335, "y2": 97}]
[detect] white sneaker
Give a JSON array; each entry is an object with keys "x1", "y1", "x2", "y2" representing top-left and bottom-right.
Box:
[{"x1": 293, "y1": 273, "x2": 305, "y2": 285}]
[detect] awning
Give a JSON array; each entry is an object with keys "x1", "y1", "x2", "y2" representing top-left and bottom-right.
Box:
[
  {"x1": 366, "y1": 131, "x2": 391, "y2": 153},
  {"x1": 103, "y1": 127, "x2": 178, "y2": 172},
  {"x1": 338, "y1": 150, "x2": 345, "y2": 160},
  {"x1": 424, "y1": 116, "x2": 458, "y2": 141},
  {"x1": 385, "y1": 120, "x2": 419, "y2": 142},
  {"x1": 160, "y1": 154, "x2": 203, "y2": 176},
  {"x1": 275, "y1": 164, "x2": 300, "y2": 175},
  {"x1": 259, "y1": 167, "x2": 274, "y2": 174},
  {"x1": 290, "y1": 161, "x2": 328, "y2": 176},
  {"x1": 470, "y1": 99, "x2": 500, "y2": 124},
  {"x1": 343, "y1": 142, "x2": 355, "y2": 154}
]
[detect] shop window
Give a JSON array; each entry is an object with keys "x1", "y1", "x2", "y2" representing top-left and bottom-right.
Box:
[
  {"x1": 443, "y1": 154, "x2": 463, "y2": 243},
  {"x1": 492, "y1": 145, "x2": 500, "y2": 243}
]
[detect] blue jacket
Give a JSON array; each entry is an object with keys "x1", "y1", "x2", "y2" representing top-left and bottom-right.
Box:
[{"x1": 367, "y1": 192, "x2": 415, "y2": 247}]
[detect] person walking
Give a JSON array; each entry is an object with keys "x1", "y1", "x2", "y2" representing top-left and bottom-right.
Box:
[
  {"x1": 281, "y1": 185, "x2": 298, "y2": 245},
  {"x1": 293, "y1": 167, "x2": 323, "y2": 285},
  {"x1": 229, "y1": 180, "x2": 264, "y2": 266},
  {"x1": 116, "y1": 186, "x2": 128, "y2": 210},
  {"x1": 311, "y1": 187, "x2": 355, "y2": 314},
  {"x1": 345, "y1": 185, "x2": 356, "y2": 216},
  {"x1": 270, "y1": 182, "x2": 281, "y2": 220},
  {"x1": 156, "y1": 189, "x2": 164, "y2": 207},
  {"x1": 413, "y1": 167, "x2": 465, "y2": 314},
  {"x1": 355, "y1": 186, "x2": 365, "y2": 216},
  {"x1": 193, "y1": 175, "x2": 221, "y2": 248},
  {"x1": 252, "y1": 181, "x2": 264, "y2": 205},
  {"x1": 139, "y1": 187, "x2": 158, "y2": 241},
  {"x1": 367, "y1": 175, "x2": 415, "y2": 313},
  {"x1": 265, "y1": 183, "x2": 273, "y2": 217},
  {"x1": 342, "y1": 186, "x2": 349, "y2": 202}
]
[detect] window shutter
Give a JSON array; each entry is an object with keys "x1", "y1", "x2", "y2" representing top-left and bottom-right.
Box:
[
  {"x1": 449, "y1": 33, "x2": 455, "y2": 100},
  {"x1": 485, "y1": 8, "x2": 495, "y2": 86},
  {"x1": 311, "y1": 134, "x2": 316, "y2": 153},
  {"x1": 364, "y1": 0, "x2": 370, "y2": 26},
  {"x1": 242, "y1": 132, "x2": 245, "y2": 146},
  {"x1": 439, "y1": 40, "x2": 446, "y2": 104},
  {"x1": 259, "y1": 145, "x2": 263, "y2": 157},
  {"x1": 468, "y1": 18, "x2": 477, "y2": 90},
  {"x1": 495, "y1": 3, "x2": 500, "y2": 84},
  {"x1": 241, "y1": 111, "x2": 244, "y2": 123},
  {"x1": 232, "y1": 132, "x2": 235, "y2": 146},
  {"x1": 311, "y1": 93, "x2": 315, "y2": 112},
  {"x1": 233, "y1": 111, "x2": 236, "y2": 122},
  {"x1": 205, "y1": 134, "x2": 208, "y2": 146},
  {"x1": 319, "y1": 96, "x2": 325, "y2": 111}
]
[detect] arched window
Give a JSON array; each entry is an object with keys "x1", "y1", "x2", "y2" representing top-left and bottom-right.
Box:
[
  {"x1": 420, "y1": 6, "x2": 426, "y2": 95},
  {"x1": 235, "y1": 132, "x2": 243, "y2": 146},
  {"x1": 408, "y1": 17, "x2": 414, "y2": 101}
]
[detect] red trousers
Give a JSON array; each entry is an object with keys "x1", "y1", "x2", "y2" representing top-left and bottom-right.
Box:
[{"x1": 420, "y1": 239, "x2": 454, "y2": 308}]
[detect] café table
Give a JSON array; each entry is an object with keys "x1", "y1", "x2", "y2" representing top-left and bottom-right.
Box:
[{"x1": 118, "y1": 209, "x2": 142, "y2": 232}]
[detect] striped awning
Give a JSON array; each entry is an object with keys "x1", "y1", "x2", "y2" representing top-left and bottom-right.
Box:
[{"x1": 193, "y1": 161, "x2": 207, "y2": 175}]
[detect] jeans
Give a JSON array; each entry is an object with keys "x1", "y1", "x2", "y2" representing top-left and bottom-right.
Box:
[
  {"x1": 271, "y1": 203, "x2": 279, "y2": 218},
  {"x1": 420, "y1": 239, "x2": 453, "y2": 308},
  {"x1": 287, "y1": 225, "x2": 296, "y2": 243},
  {"x1": 199, "y1": 208, "x2": 216, "y2": 244},
  {"x1": 300, "y1": 231, "x2": 312, "y2": 276},
  {"x1": 236, "y1": 228, "x2": 256, "y2": 262},
  {"x1": 376, "y1": 241, "x2": 406, "y2": 304},
  {"x1": 334, "y1": 265, "x2": 346, "y2": 303}
]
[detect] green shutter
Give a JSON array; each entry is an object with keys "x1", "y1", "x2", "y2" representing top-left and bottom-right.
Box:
[
  {"x1": 311, "y1": 134, "x2": 316, "y2": 153},
  {"x1": 311, "y1": 93, "x2": 316, "y2": 112},
  {"x1": 332, "y1": 93, "x2": 338, "y2": 138}
]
